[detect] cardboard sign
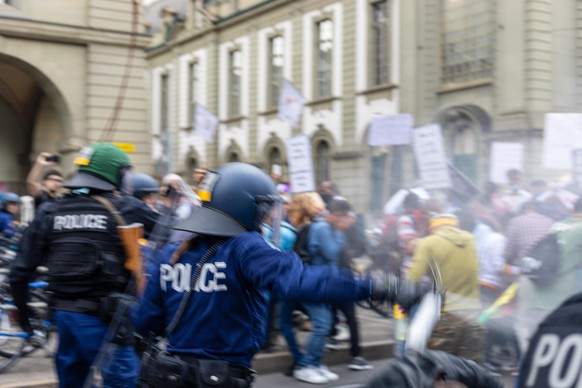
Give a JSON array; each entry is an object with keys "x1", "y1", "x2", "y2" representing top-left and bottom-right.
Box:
[
  {"x1": 543, "y1": 113, "x2": 582, "y2": 169},
  {"x1": 368, "y1": 114, "x2": 414, "y2": 146},
  {"x1": 285, "y1": 135, "x2": 315, "y2": 193},
  {"x1": 412, "y1": 124, "x2": 451, "y2": 190},
  {"x1": 489, "y1": 142, "x2": 524, "y2": 184}
]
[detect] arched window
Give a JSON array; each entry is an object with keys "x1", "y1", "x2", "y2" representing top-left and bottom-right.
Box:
[
  {"x1": 228, "y1": 152, "x2": 239, "y2": 163},
  {"x1": 315, "y1": 140, "x2": 330, "y2": 184},
  {"x1": 268, "y1": 147, "x2": 281, "y2": 174},
  {"x1": 443, "y1": 112, "x2": 478, "y2": 182}
]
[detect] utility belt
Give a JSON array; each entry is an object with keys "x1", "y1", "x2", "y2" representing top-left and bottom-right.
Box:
[
  {"x1": 139, "y1": 350, "x2": 255, "y2": 388},
  {"x1": 53, "y1": 293, "x2": 136, "y2": 346}
]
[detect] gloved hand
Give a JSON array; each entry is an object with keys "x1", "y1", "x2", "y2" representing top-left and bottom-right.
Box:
[{"x1": 371, "y1": 274, "x2": 428, "y2": 312}]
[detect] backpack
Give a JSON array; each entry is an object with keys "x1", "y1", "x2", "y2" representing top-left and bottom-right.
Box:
[
  {"x1": 293, "y1": 223, "x2": 313, "y2": 264},
  {"x1": 522, "y1": 233, "x2": 561, "y2": 289}
]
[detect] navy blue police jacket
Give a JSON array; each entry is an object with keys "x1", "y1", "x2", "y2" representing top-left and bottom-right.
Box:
[
  {"x1": 132, "y1": 231, "x2": 372, "y2": 368},
  {"x1": 519, "y1": 292, "x2": 582, "y2": 388}
]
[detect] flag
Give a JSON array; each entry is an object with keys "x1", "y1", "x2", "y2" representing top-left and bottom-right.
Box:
[
  {"x1": 278, "y1": 79, "x2": 305, "y2": 127},
  {"x1": 193, "y1": 104, "x2": 218, "y2": 143},
  {"x1": 479, "y1": 283, "x2": 520, "y2": 324}
]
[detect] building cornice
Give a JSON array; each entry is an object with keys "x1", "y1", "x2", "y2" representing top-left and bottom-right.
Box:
[{"x1": 0, "y1": 15, "x2": 151, "y2": 47}]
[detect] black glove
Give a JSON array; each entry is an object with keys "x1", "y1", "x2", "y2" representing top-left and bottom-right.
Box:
[{"x1": 371, "y1": 274, "x2": 427, "y2": 312}]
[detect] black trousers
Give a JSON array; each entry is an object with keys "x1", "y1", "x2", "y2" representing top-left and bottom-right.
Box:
[{"x1": 331, "y1": 302, "x2": 361, "y2": 358}]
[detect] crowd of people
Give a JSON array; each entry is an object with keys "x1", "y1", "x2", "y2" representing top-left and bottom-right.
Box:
[{"x1": 3, "y1": 144, "x2": 580, "y2": 387}]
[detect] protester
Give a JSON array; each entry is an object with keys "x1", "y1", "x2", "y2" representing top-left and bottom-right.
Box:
[
  {"x1": 26, "y1": 152, "x2": 63, "y2": 208},
  {"x1": 132, "y1": 163, "x2": 423, "y2": 388},
  {"x1": 407, "y1": 213, "x2": 484, "y2": 363},
  {"x1": 9, "y1": 143, "x2": 156, "y2": 388},
  {"x1": 503, "y1": 200, "x2": 555, "y2": 352},
  {"x1": 501, "y1": 168, "x2": 532, "y2": 216},
  {"x1": 192, "y1": 166, "x2": 207, "y2": 193},
  {"x1": 318, "y1": 180, "x2": 340, "y2": 207},
  {"x1": 280, "y1": 191, "x2": 326, "y2": 374},
  {"x1": 520, "y1": 197, "x2": 582, "y2": 351}
]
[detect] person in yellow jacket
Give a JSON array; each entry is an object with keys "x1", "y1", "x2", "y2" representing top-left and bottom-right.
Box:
[{"x1": 407, "y1": 213, "x2": 484, "y2": 363}]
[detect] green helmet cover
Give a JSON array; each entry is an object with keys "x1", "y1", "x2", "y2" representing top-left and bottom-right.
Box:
[{"x1": 75, "y1": 143, "x2": 131, "y2": 187}]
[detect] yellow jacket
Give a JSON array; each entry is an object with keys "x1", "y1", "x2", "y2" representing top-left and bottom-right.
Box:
[{"x1": 408, "y1": 227, "x2": 481, "y2": 312}]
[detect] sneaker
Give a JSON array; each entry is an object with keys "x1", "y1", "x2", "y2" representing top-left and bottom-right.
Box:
[
  {"x1": 318, "y1": 365, "x2": 339, "y2": 381},
  {"x1": 332, "y1": 324, "x2": 350, "y2": 341},
  {"x1": 348, "y1": 356, "x2": 374, "y2": 371},
  {"x1": 293, "y1": 366, "x2": 329, "y2": 384},
  {"x1": 325, "y1": 338, "x2": 341, "y2": 351}
]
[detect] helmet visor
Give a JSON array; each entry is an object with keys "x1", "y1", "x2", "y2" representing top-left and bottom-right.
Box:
[{"x1": 258, "y1": 195, "x2": 282, "y2": 248}]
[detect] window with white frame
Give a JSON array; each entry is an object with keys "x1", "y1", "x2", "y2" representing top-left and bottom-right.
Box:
[
  {"x1": 315, "y1": 19, "x2": 333, "y2": 99},
  {"x1": 440, "y1": 0, "x2": 494, "y2": 84},
  {"x1": 315, "y1": 140, "x2": 330, "y2": 184},
  {"x1": 188, "y1": 61, "x2": 199, "y2": 123},
  {"x1": 268, "y1": 35, "x2": 284, "y2": 109},
  {"x1": 228, "y1": 49, "x2": 242, "y2": 117},
  {"x1": 268, "y1": 147, "x2": 282, "y2": 174},
  {"x1": 370, "y1": 0, "x2": 389, "y2": 86}
]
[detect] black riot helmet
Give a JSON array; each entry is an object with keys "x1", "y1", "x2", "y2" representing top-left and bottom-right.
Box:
[{"x1": 174, "y1": 163, "x2": 279, "y2": 237}]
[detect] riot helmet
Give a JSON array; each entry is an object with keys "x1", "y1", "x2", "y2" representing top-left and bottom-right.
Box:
[
  {"x1": 131, "y1": 172, "x2": 160, "y2": 200},
  {"x1": 1, "y1": 192, "x2": 20, "y2": 210},
  {"x1": 64, "y1": 143, "x2": 132, "y2": 191},
  {"x1": 174, "y1": 163, "x2": 280, "y2": 237}
]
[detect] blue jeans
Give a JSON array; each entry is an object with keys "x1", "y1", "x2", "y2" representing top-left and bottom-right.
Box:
[
  {"x1": 279, "y1": 299, "x2": 303, "y2": 363},
  {"x1": 54, "y1": 310, "x2": 138, "y2": 388},
  {"x1": 301, "y1": 303, "x2": 332, "y2": 367}
]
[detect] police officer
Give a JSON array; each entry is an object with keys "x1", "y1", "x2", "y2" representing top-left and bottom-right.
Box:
[
  {"x1": 130, "y1": 172, "x2": 160, "y2": 212},
  {"x1": 133, "y1": 162, "x2": 423, "y2": 387},
  {"x1": 9, "y1": 143, "x2": 156, "y2": 388},
  {"x1": 0, "y1": 192, "x2": 20, "y2": 240},
  {"x1": 518, "y1": 292, "x2": 582, "y2": 387}
]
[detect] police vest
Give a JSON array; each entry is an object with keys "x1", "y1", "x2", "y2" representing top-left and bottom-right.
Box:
[
  {"x1": 520, "y1": 293, "x2": 582, "y2": 388},
  {"x1": 46, "y1": 196, "x2": 128, "y2": 299}
]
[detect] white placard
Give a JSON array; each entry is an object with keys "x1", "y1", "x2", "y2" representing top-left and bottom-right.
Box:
[
  {"x1": 368, "y1": 114, "x2": 414, "y2": 146},
  {"x1": 489, "y1": 142, "x2": 524, "y2": 184},
  {"x1": 193, "y1": 104, "x2": 218, "y2": 143},
  {"x1": 285, "y1": 135, "x2": 316, "y2": 193},
  {"x1": 543, "y1": 113, "x2": 582, "y2": 169},
  {"x1": 412, "y1": 124, "x2": 451, "y2": 190},
  {"x1": 278, "y1": 79, "x2": 306, "y2": 127}
]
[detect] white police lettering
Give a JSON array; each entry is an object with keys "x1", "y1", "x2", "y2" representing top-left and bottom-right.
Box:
[
  {"x1": 159, "y1": 262, "x2": 228, "y2": 293},
  {"x1": 526, "y1": 333, "x2": 582, "y2": 387},
  {"x1": 53, "y1": 214, "x2": 108, "y2": 231}
]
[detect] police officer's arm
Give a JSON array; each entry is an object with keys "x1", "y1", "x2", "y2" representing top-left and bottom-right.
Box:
[
  {"x1": 119, "y1": 195, "x2": 157, "y2": 237},
  {"x1": 237, "y1": 234, "x2": 371, "y2": 305},
  {"x1": 9, "y1": 207, "x2": 50, "y2": 333},
  {"x1": 407, "y1": 238, "x2": 430, "y2": 281}
]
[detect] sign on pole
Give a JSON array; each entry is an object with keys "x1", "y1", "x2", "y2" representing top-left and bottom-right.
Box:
[
  {"x1": 193, "y1": 104, "x2": 219, "y2": 143},
  {"x1": 285, "y1": 135, "x2": 316, "y2": 193},
  {"x1": 489, "y1": 142, "x2": 524, "y2": 184},
  {"x1": 412, "y1": 124, "x2": 451, "y2": 190},
  {"x1": 367, "y1": 114, "x2": 414, "y2": 146},
  {"x1": 278, "y1": 79, "x2": 306, "y2": 127},
  {"x1": 543, "y1": 113, "x2": 582, "y2": 169}
]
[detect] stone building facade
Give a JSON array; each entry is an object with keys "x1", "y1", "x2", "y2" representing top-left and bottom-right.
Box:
[
  {"x1": 0, "y1": 0, "x2": 152, "y2": 193},
  {"x1": 146, "y1": 0, "x2": 582, "y2": 219}
]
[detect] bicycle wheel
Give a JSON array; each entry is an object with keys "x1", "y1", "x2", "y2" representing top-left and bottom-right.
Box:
[{"x1": 0, "y1": 297, "x2": 27, "y2": 373}]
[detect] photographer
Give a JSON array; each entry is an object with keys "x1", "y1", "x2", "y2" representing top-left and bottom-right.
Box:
[{"x1": 26, "y1": 152, "x2": 63, "y2": 208}]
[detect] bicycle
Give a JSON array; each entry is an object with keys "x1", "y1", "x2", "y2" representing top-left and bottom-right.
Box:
[{"x1": 0, "y1": 267, "x2": 54, "y2": 374}]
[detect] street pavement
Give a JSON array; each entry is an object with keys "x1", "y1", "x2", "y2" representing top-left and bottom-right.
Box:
[{"x1": 0, "y1": 306, "x2": 517, "y2": 387}]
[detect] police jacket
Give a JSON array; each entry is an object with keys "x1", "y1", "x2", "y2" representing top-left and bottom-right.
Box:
[
  {"x1": 132, "y1": 232, "x2": 371, "y2": 368},
  {"x1": 519, "y1": 292, "x2": 582, "y2": 388},
  {"x1": 9, "y1": 193, "x2": 156, "y2": 309}
]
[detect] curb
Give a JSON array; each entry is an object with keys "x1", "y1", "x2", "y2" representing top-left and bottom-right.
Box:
[{"x1": 4, "y1": 340, "x2": 393, "y2": 388}]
